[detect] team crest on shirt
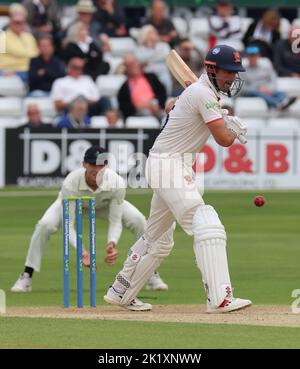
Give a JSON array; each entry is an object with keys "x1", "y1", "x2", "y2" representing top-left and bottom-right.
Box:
[{"x1": 184, "y1": 175, "x2": 193, "y2": 184}]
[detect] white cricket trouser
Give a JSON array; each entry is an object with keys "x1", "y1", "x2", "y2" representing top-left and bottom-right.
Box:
[
  {"x1": 144, "y1": 152, "x2": 204, "y2": 243},
  {"x1": 25, "y1": 197, "x2": 146, "y2": 272}
]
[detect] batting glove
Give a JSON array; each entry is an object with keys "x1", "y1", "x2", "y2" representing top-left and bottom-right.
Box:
[{"x1": 223, "y1": 115, "x2": 247, "y2": 144}]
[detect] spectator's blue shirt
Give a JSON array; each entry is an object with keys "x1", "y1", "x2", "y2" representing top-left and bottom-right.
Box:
[{"x1": 57, "y1": 115, "x2": 91, "y2": 128}]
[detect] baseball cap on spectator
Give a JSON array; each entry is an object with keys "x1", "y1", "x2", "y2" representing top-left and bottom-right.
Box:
[
  {"x1": 76, "y1": 0, "x2": 96, "y2": 14},
  {"x1": 245, "y1": 46, "x2": 260, "y2": 55}
]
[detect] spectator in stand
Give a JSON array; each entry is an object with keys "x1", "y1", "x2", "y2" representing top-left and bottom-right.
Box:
[
  {"x1": 243, "y1": 9, "x2": 281, "y2": 61},
  {"x1": 135, "y1": 25, "x2": 172, "y2": 95},
  {"x1": 57, "y1": 96, "x2": 91, "y2": 128},
  {"x1": 92, "y1": 0, "x2": 127, "y2": 37},
  {"x1": 66, "y1": 0, "x2": 110, "y2": 54},
  {"x1": 243, "y1": 46, "x2": 296, "y2": 111},
  {"x1": 117, "y1": 54, "x2": 166, "y2": 120},
  {"x1": 50, "y1": 57, "x2": 118, "y2": 124},
  {"x1": 63, "y1": 21, "x2": 109, "y2": 80},
  {"x1": 23, "y1": 0, "x2": 62, "y2": 37},
  {"x1": 274, "y1": 24, "x2": 300, "y2": 78},
  {"x1": 29, "y1": 35, "x2": 65, "y2": 97},
  {"x1": 143, "y1": 0, "x2": 178, "y2": 46},
  {"x1": 22, "y1": 103, "x2": 52, "y2": 128},
  {"x1": 0, "y1": 11, "x2": 38, "y2": 81},
  {"x1": 172, "y1": 38, "x2": 204, "y2": 96},
  {"x1": 208, "y1": 0, "x2": 243, "y2": 51}
]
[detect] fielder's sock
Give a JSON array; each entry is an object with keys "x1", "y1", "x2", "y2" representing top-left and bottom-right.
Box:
[{"x1": 24, "y1": 266, "x2": 34, "y2": 278}]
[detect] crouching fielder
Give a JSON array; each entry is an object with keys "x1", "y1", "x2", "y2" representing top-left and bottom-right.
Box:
[
  {"x1": 104, "y1": 45, "x2": 252, "y2": 313},
  {"x1": 11, "y1": 146, "x2": 169, "y2": 303}
]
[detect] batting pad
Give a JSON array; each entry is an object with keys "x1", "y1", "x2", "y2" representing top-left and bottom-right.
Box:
[
  {"x1": 192, "y1": 205, "x2": 232, "y2": 307},
  {"x1": 120, "y1": 226, "x2": 175, "y2": 305}
]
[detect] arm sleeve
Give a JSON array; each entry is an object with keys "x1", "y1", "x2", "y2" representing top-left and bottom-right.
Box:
[
  {"x1": 193, "y1": 88, "x2": 222, "y2": 124},
  {"x1": 107, "y1": 188, "x2": 125, "y2": 244}
]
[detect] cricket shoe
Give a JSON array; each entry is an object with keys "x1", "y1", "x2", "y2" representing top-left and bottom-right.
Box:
[
  {"x1": 146, "y1": 272, "x2": 168, "y2": 291},
  {"x1": 206, "y1": 297, "x2": 252, "y2": 313},
  {"x1": 104, "y1": 287, "x2": 152, "y2": 311},
  {"x1": 11, "y1": 273, "x2": 32, "y2": 292}
]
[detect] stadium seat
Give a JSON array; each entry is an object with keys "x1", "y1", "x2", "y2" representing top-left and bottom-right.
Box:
[
  {"x1": 189, "y1": 18, "x2": 210, "y2": 40},
  {"x1": 172, "y1": 7, "x2": 194, "y2": 22},
  {"x1": 0, "y1": 76, "x2": 27, "y2": 97},
  {"x1": 103, "y1": 55, "x2": 123, "y2": 74},
  {"x1": 243, "y1": 118, "x2": 267, "y2": 130},
  {"x1": 23, "y1": 97, "x2": 56, "y2": 118},
  {"x1": 108, "y1": 37, "x2": 137, "y2": 57},
  {"x1": 190, "y1": 36, "x2": 209, "y2": 55},
  {"x1": 125, "y1": 116, "x2": 160, "y2": 129},
  {"x1": 128, "y1": 27, "x2": 141, "y2": 41},
  {"x1": 240, "y1": 17, "x2": 254, "y2": 34},
  {"x1": 172, "y1": 17, "x2": 188, "y2": 37},
  {"x1": 0, "y1": 97, "x2": 23, "y2": 117},
  {"x1": 268, "y1": 118, "x2": 300, "y2": 130},
  {"x1": 0, "y1": 117, "x2": 22, "y2": 128},
  {"x1": 235, "y1": 97, "x2": 269, "y2": 117},
  {"x1": 277, "y1": 77, "x2": 300, "y2": 98},
  {"x1": 96, "y1": 75, "x2": 126, "y2": 97},
  {"x1": 90, "y1": 116, "x2": 124, "y2": 128},
  {"x1": 286, "y1": 98, "x2": 300, "y2": 117},
  {"x1": 0, "y1": 16, "x2": 8, "y2": 30},
  {"x1": 280, "y1": 18, "x2": 291, "y2": 39}
]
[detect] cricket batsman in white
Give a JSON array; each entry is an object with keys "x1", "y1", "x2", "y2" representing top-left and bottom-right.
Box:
[
  {"x1": 104, "y1": 45, "x2": 252, "y2": 313},
  {"x1": 11, "y1": 146, "x2": 170, "y2": 307}
]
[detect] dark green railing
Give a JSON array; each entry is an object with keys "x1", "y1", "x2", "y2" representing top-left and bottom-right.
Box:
[{"x1": 1, "y1": 0, "x2": 300, "y2": 7}]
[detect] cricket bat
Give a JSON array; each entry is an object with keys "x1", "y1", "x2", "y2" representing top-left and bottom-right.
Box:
[{"x1": 166, "y1": 49, "x2": 198, "y2": 88}]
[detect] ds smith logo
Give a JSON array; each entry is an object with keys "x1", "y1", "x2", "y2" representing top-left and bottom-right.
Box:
[
  {"x1": 291, "y1": 29, "x2": 300, "y2": 54},
  {"x1": 0, "y1": 30, "x2": 6, "y2": 54}
]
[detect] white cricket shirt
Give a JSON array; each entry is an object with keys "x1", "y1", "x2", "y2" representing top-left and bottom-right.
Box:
[
  {"x1": 61, "y1": 167, "x2": 125, "y2": 244},
  {"x1": 151, "y1": 73, "x2": 223, "y2": 156}
]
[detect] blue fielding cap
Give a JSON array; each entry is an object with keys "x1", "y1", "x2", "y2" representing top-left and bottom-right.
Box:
[{"x1": 245, "y1": 46, "x2": 260, "y2": 55}]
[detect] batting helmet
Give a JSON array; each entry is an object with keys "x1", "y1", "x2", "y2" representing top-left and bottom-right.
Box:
[{"x1": 204, "y1": 45, "x2": 245, "y2": 97}]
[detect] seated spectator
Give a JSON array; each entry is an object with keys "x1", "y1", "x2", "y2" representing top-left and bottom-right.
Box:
[
  {"x1": 135, "y1": 25, "x2": 172, "y2": 95},
  {"x1": 143, "y1": 0, "x2": 178, "y2": 46},
  {"x1": 172, "y1": 38, "x2": 204, "y2": 96},
  {"x1": 208, "y1": 0, "x2": 243, "y2": 51},
  {"x1": 50, "y1": 57, "x2": 118, "y2": 124},
  {"x1": 0, "y1": 11, "x2": 38, "y2": 81},
  {"x1": 66, "y1": 0, "x2": 110, "y2": 54},
  {"x1": 22, "y1": 103, "x2": 52, "y2": 128},
  {"x1": 243, "y1": 9, "x2": 281, "y2": 60},
  {"x1": 63, "y1": 21, "x2": 109, "y2": 80},
  {"x1": 117, "y1": 54, "x2": 166, "y2": 120},
  {"x1": 243, "y1": 46, "x2": 296, "y2": 111},
  {"x1": 274, "y1": 25, "x2": 300, "y2": 78},
  {"x1": 57, "y1": 96, "x2": 91, "y2": 128},
  {"x1": 29, "y1": 35, "x2": 65, "y2": 96},
  {"x1": 23, "y1": 0, "x2": 62, "y2": 38},
  {"x1": 92, "y1": 0, "x2": 127, "y2": 37}
]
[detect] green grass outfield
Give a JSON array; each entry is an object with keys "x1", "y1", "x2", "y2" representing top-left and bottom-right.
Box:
[{"x1": 0, "y1": 189, "x2": 300, "y2": 348}]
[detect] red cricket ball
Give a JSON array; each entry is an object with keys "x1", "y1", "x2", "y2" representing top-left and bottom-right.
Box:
[{"x1": 254, "y1": 195, "x2": 265, "y2": 207}]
